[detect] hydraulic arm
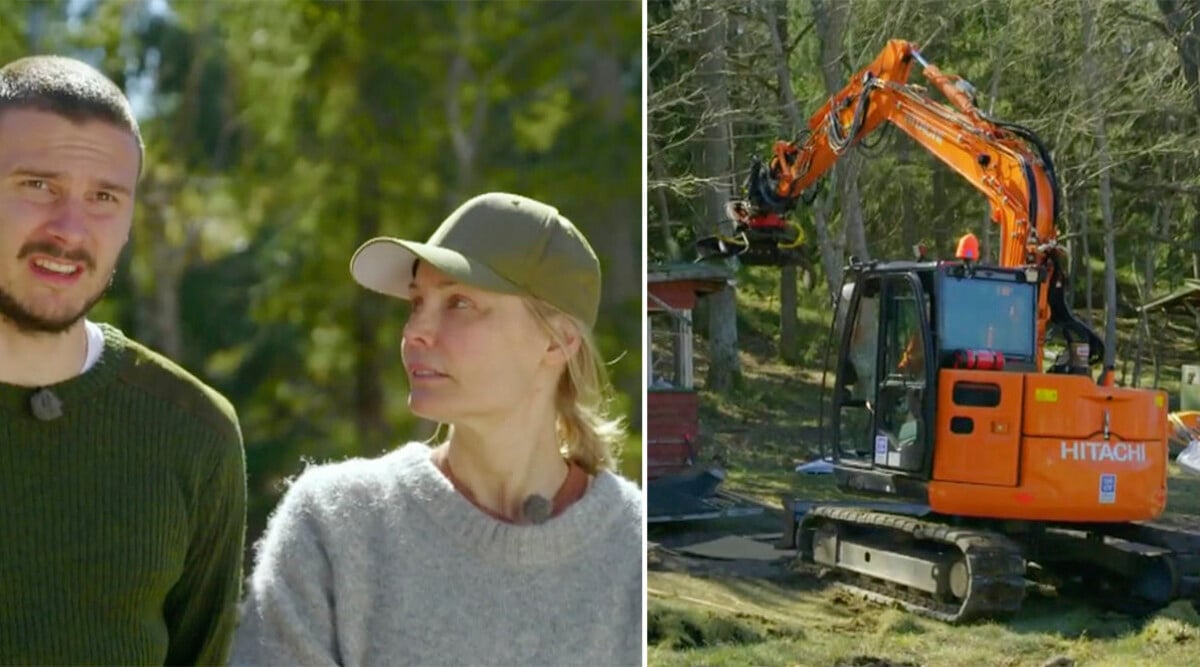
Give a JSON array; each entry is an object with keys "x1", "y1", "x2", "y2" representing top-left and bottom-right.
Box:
[{"x1": 714, "y1": 39, "x2": 1102, "y2": 372}]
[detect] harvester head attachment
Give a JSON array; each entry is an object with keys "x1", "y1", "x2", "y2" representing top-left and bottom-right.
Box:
[{"x1": 694, "y1": 200, "x2": 807, "y2": 266}]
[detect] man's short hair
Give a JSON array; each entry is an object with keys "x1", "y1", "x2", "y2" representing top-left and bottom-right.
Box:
[{"x1": 0, "y1": 55, "x2": 144, "y2": 166}]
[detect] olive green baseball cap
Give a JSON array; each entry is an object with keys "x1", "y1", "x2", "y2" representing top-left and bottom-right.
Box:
[{"x1": 350, "y1": 192, "x2": 601, "y2": 329}]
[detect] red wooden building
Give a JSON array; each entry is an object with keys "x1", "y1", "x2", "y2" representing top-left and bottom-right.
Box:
[
  {"x1": 646, "y1": 263, "x2": 763, "y2": 522},
  {"x1": 647, "y1": 263, "x2": 731, "y2": 479}
]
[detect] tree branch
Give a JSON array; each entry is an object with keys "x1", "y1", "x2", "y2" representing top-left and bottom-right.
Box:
[
  {"x1": 787, "y1": 19, "x2": 814, "y2": 54},
  {"x1": 1111, "y1": 177, "x2": 1200, "y2": 196},
  {"x1": 1116, "y1": 4, "x2": 1173, "y2": 40}
]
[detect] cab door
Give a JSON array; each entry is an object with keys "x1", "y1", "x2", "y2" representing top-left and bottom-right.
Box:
[
  {"x1": 832, "y1": 276, "x2": 882, "y2": 465},
  {"x1": 872, "y1": 274, "x2": 931, "y2": 474}
]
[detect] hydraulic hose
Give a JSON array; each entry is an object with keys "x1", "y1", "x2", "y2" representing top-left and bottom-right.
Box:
[
  {"x1": 828, "y1": 81, "x2": 873, "y2": 154},
  {"x1": 995, "y1": 119, "x2": 1061, "y2": 226}
]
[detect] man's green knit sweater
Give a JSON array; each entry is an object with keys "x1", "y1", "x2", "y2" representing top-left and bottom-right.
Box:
[{"x1": 0, "y1": 323, "x2": 246, "y2": 665}]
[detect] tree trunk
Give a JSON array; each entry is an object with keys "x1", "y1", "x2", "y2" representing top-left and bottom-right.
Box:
[
  {"x1": 446, "y1": 2, "x2": 487, "y2": 202},
  {"x1": 1158, "y1": 0, "x2": 1200, "y2": 279},
  {"x1": 1194, "y1": 211, "x2": 1200, "y2": 280},
  {"x1": 647, "y1": 74, "x2": 681, "y2": 261},
  {"x1": 980, "y1": 47, "x2": 1004, "y2": 264},
  {"x1": 1144, "y1": 201, "x2": 1164, "y2": 302},
  {"x1": 779, "y1": 265, "x2": 798, "y2": 362},
  {"x1": 840, "y1": 154, "x2": 869, "y2": 260},
  {"x1": 137, "y1": 14, "x2": 215, "y2": 361},
  {"x1": 764, "y1": 0, "x2": 802, "y2": 136},
  {"x1": 813, "y1": 186, "x2": 843, "y2": 300},
  {"x1": 587, "y1": 45, "x2": 640, "y2": 318},
  {"x1": 698, "y1": 5, "x2": 740, "y2": 392},
  {"x1": 931, "y1": 168, "x2": 949, "y2": 255},
  {"x1": 599, "y1": 194, "x2": 642, "y2": 425},
  {"x1": 765, "y1": 0, "x2": 801, "y2": 363},
  {"x1": 1076, "y1": 187, "x2": 1094, "y2": 322},
  {"x1": 139, "y1": 204, "x2": 185, "y2": 360},
  {"x1": 353, "y1": 164, "x2": 389, "y2": 454},
  {"x1": 1081, "y1": 0, "x2": 1118, "y2": 375},
  {"x1": 898, "y1": 140, "x2": 918, "y2": 254},
  {"x1": 813, "y1": 0, "x2": 868, "y2": 261},
  {"x1": 1132, "y1": 254, "x2": 1146, "y2": 388},
  {"x1": 1143, "y1": 198, "x2": 1166, "y2": 386}
]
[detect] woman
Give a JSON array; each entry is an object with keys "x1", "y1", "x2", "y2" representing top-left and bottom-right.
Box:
[{"x1": 231, "y1": 193, "x2": 643, "y2": 666}]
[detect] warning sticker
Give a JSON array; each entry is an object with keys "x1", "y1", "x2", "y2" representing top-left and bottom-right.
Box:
[
  {"x1": 874, "y1": 435, "x2": 889, "y2": 465},
  {"x1": 1099, "y1": 473, "x2": 1117, "y2": 504},
  {"x1": 1034, "y1": 388, "x2": 1058, "y2": 403}
]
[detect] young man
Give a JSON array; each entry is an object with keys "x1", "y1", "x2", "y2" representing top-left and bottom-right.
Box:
[{"x1": 0, "y1": 56, "x2": 246, "y2": 664}]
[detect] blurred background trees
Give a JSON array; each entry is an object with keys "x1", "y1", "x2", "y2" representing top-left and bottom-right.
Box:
[
  {"x1": 649, "y1": 0, "x2": 1200, "y2": 393},
  {"x1": 1, "y1": 0, "x2": 642, "y2": 559}
]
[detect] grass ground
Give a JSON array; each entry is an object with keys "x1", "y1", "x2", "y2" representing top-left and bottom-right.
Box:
[{"x1": 648, "y1": 265, "x2": 1200, "y2": 667}]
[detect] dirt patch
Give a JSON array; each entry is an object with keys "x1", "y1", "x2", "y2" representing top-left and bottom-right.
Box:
[
  {"x1": 648, "y1": 541, "x2": 817, "y2": 584},
  {"x1": 647, "y1": 603, "x2": 767, "y2": 650}
]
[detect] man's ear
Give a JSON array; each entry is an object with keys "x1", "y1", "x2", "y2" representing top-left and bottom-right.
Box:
[{"x1": 544, "y1": 315, "x2": 582, "y2": 365}]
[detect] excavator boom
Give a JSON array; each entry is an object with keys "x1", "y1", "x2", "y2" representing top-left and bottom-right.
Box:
[{"x1": 726, "y1": 38, "x2": 1102, "y2": 371}]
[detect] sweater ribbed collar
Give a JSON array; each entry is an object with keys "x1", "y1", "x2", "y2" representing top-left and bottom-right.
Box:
[
  {"x1": 0, "y1": 323, "x2": 128, "y2": 418},
  {"x1": 390, "y1": 442, "x2": 635, "y2": 569}
]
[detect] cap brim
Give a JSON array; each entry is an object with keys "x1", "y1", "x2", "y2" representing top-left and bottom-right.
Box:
[{"x1": 349, "y1": 237, "x2": 525, "y2": 300}]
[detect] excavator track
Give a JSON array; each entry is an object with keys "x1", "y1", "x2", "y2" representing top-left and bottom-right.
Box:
[
  {"x1": 798, "y1": 506, "x2": 1026, "y2": 623},
  {"x1": 1073, "y1": 519, "x2": 1200, "y2": 604}
]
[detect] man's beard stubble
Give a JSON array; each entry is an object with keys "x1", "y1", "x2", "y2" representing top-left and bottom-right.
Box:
[
  {"x1": 0, "y1": 241, "x2": 108, "y2": 335},
  {"x1": 0, "y1": 283, "x2": 109, "y2": 334}
]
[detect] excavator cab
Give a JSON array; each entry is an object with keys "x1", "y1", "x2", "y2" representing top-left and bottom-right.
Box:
[
  {"x1": 799, "y1": 258, "x2": 1189, "y2": 622},
  {"x1": 830, "y1": 260, "x2": 1041, "y2": 493}
]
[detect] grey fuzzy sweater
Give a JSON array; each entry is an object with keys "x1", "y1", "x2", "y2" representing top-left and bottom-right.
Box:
[{"x1": 231, "y1": 442, "x2": 643, "y2": 666}]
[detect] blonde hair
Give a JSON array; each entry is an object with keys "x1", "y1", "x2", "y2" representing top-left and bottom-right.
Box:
[{"x1": 526, "y1": 299, "x2": 625, "y2": 474}]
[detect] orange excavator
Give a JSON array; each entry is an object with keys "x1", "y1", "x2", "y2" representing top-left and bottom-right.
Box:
[{"x1": 739, "y1": 39, "x2": 1200, "y2": 621}]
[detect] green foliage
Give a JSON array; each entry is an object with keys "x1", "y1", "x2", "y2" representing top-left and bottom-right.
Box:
[{"x1": 874, "y1": 609, "x2": 926, "y2": 637}]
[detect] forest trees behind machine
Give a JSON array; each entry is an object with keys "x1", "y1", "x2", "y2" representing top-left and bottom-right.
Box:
[{"x1": 649, "y1": 0, "x2": 1200, "y2": 395}]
